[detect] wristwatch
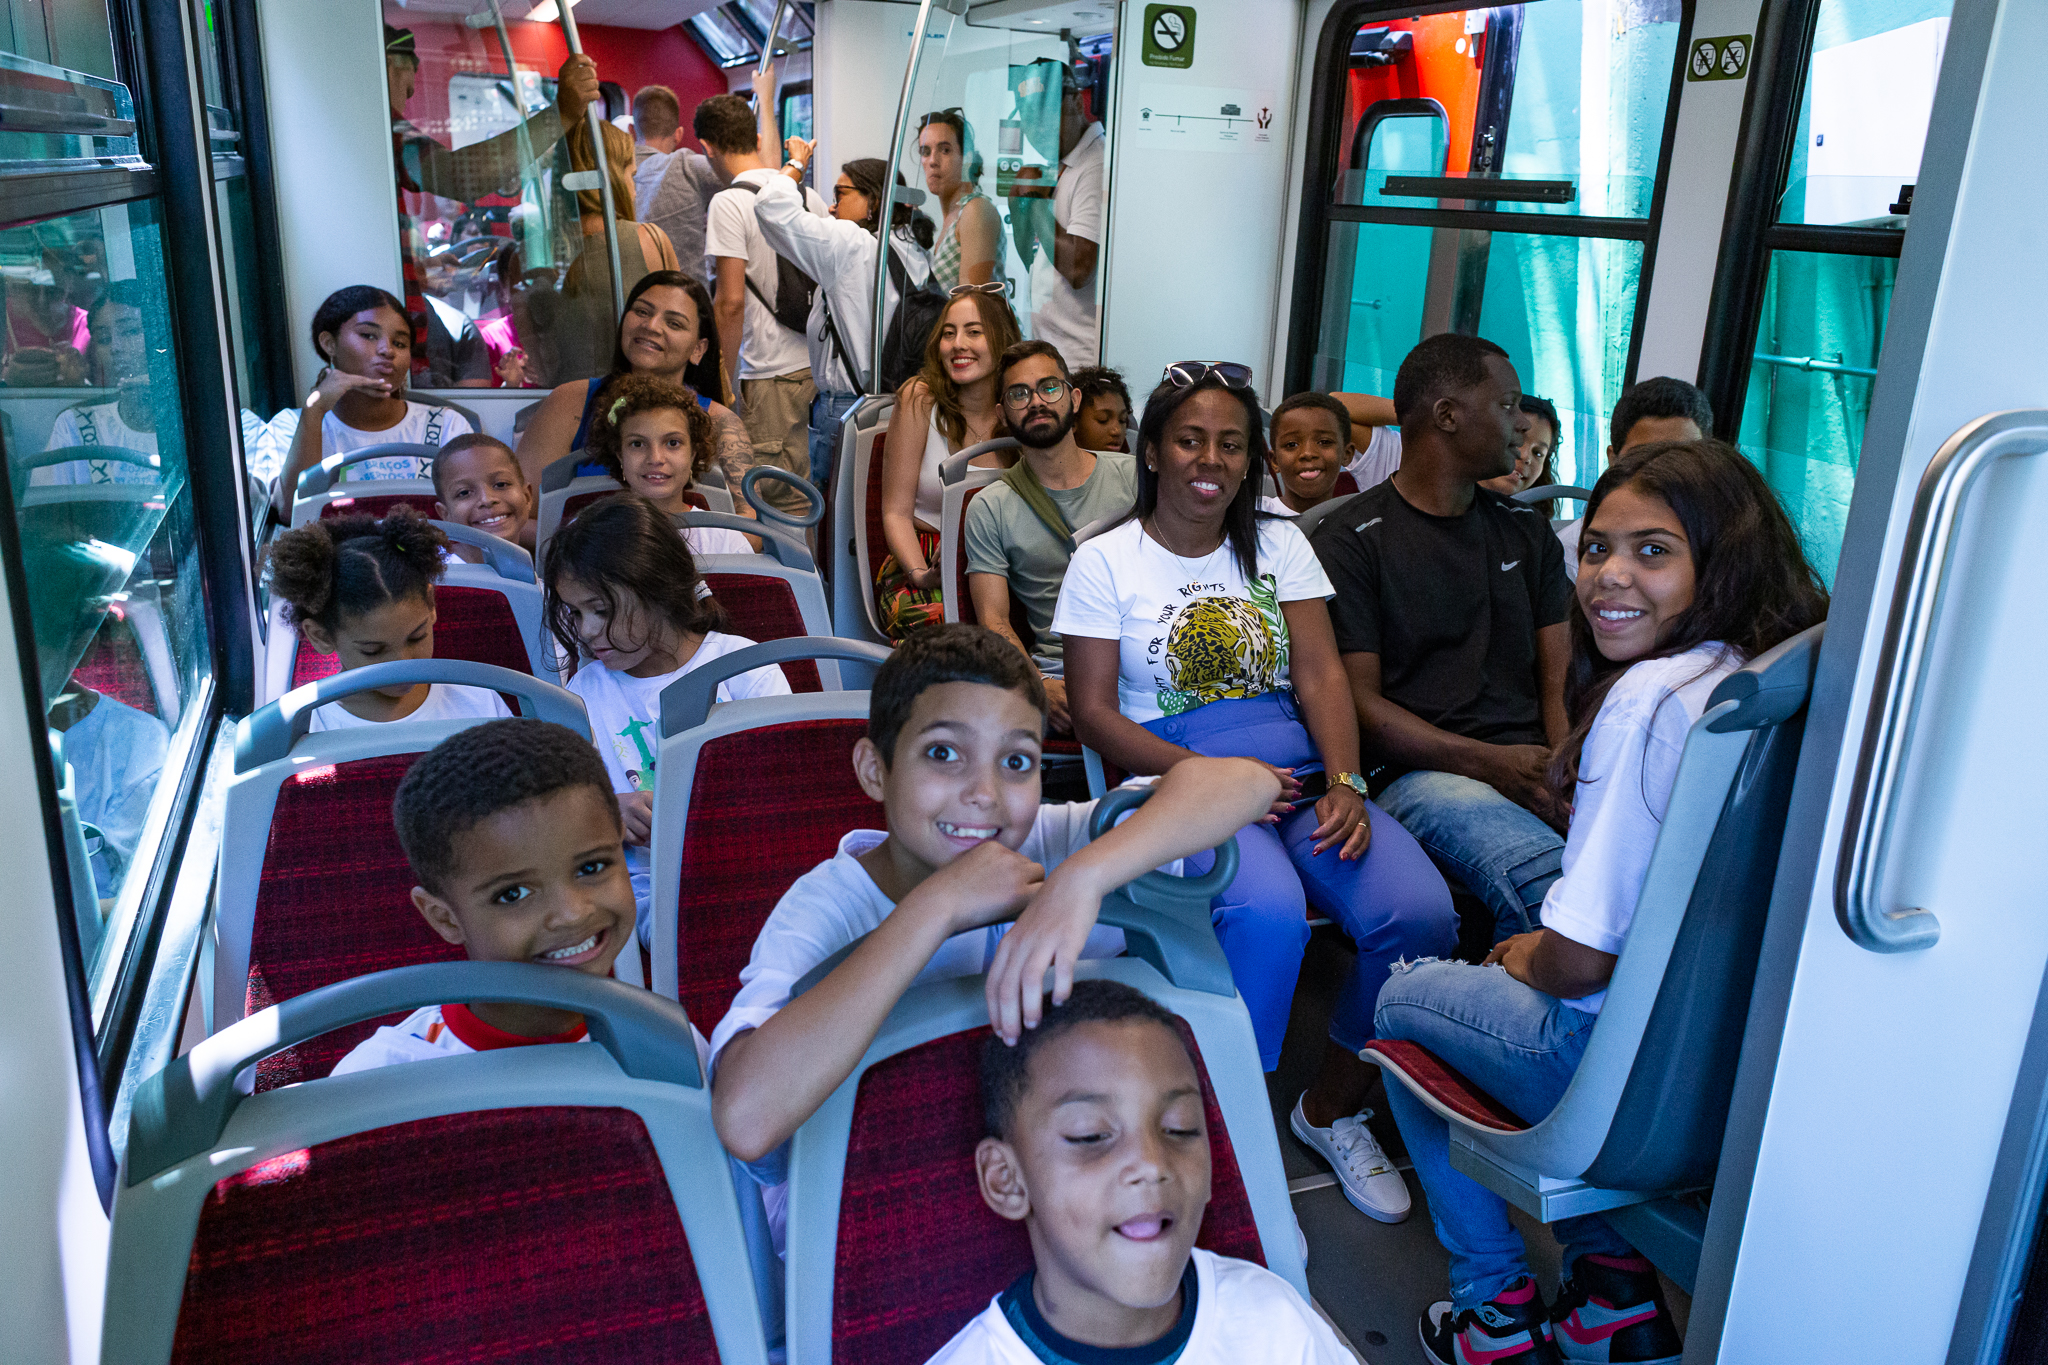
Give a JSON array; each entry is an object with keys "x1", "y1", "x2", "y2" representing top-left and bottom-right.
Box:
[{"x1": 1330, "y1": 771, "x2": 1369, "y2": 797}]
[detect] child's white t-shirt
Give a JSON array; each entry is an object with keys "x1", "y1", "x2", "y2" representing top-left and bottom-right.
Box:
[
  {"x1": 1541, "y1": 642, "x2": 1742, "y2": 1015},
  {"x1": 684, "y1": 523, "x2": 753, "y2": 558},
  {"x1": 922, "y1": 1248, "x2": 1355, "y2": 1365},
  {"x1": 307, "y1": 681, "x2": 512, "y2": 732},
  {"x1": 266, "y1": 400, "x2": 474, "y2": 481},
  {"x1": 1051, "y1": 517, "x2": 1333, "y2": 725},
  {"x1": 566, "y1": 631, "x2": 793, "y2": 931},
  {"x1": 39, "y1": 401, "x2": 160, "y2": 484},
  {"x1": 1346, "y1": 424, "x2": 1401, "y2": 490},
  {"x1": 330, "y1": 1001, "x2": 709, "y2": 1077}
]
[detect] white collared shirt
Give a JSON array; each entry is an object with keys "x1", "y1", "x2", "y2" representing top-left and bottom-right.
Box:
[{"x1": 1029, "y1": 121, "x2": 1106, "y2": 372}]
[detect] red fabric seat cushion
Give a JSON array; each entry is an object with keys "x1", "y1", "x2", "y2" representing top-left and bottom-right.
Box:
[
  {"x1": 171, "y1": 1107, "x2": 719, "y2": 1364},
  {"x1": 1333, "y1": 470, "x2": 1359, "y2": 496},
  {"x1": 830, "y1": 1023, "x2": 1265, "y2": 1365},
  {"x1": 670, "y1": 719, "x2": 878, "y2": 1031},
  {"x1": 563, "y1": 488, "x2": 618, "y2": 522},
  {"x1": 317, "y1": 491, "x2": 438, "y2": 522},
  {"x1": 701, "y1": 573, "x2": 821, "y2": 692},
  {"x1": 860, "y1": 433, "x2": 887, "y2": 589},
  {"x1": 1362, "y1": 1039, "x2": 1532, "y2": 1132},
  {"x1": 246, "y1": 753, "x2": 464, "y2": 1088},
  {"x1": 293, "y1": 586, "x2": 533, "y2": 693},
  {"x1": 74, "y1": 617, "x2": 156, "y2": 715}
]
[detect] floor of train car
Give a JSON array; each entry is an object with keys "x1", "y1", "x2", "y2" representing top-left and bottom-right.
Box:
[{"x1": 1273, "y1": 922, "x2": 1691, "y2": 1360}]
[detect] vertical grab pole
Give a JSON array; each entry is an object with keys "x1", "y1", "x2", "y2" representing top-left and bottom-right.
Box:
[
  {"x1": 555, "y1": 2, "x2": 627, "y2": 321},
  {"x1": 870, "y1": 0, "x2": 938, "y2": 395},
  {"x1": 756, "y1": 0, "x2": 790, "y2": 78},
  {"x1": 478, "y1": 1, "x2": 543, "y2": 249}
]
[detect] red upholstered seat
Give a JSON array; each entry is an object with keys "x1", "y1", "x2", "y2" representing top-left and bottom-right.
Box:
[
  {"x1": 245, "y1": 753, "x2": 464, "y2": 1088},
  {"x1": 317, "y1": 491, "x2": 439, "y2": 521},
  {"x1": 701, "y1": 572, "x2": 821, "y2": 692},
  {"x1": 861, "y1": 432, "x2": 887, "y2": 593},
  {"x1": 170, "y1": 1107, "x2": 719, "y2": 1364},
  {"x1": 563, "y1": 488, "x2": 618, "y2": 522},
  {"x1": 830, "y1": 1023, "x2": 1265, "y2": 1365},
  {"x1": 1333, "y1": 470, "x2": 1359, "y2": 496},
  {"x1": 74, "y1": 617, "x2": 156, "y2": 715},
  {"x1": 670, "y1": 718, "x2": 878, "y2": 1030},
  {"x1": 1361, "y1": 1039, "x2": 1532, "y2": 1133},
  {"x1": 292, "y1": 586, "x2": 534, "y2": 691}
]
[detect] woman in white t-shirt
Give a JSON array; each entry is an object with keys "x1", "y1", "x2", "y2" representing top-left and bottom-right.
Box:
[
  {"x1": 1374, "y1": 439, "x2": 1829, "y2": 1363},
  {"x1": 1053, "y1": 362, "x2": 1457, "y2": 1222},
  {"x1": 263, "y1": 506, "x2": 512, "y2": 732},
  {"x1": 542, "y1": 494, "x2": 792, "y2": 936},
  {"x1": 267, "y1": 285, "x2": 475, "y2": 518}
]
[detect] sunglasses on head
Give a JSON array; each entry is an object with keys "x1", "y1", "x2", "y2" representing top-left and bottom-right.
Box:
[
  {"x1": 1163, "y1": 361, "x2": 1254, "y2": 391},
  {"x1": 948, "y1": 280, "x2": 1013, "y2": 300}
]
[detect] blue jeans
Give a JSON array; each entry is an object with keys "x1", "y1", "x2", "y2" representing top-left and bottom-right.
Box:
[
  {"x1": 1375, "y1": 958, "x2": 1635, "y2": 1311},
  {"x1": 1375, "y1": 770, "x2": 1565, "y2": 945},
  {"x1": 808, "y1": 388, "x2": 863, "y2": 491},
  {"x1": 1150, "y1": 693, "x2": 1457, "y2": 1069}
]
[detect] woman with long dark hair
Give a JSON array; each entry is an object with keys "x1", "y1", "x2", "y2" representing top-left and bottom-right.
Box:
[
  {"x1": 1376, "y1": 438, "x2": 1826, "y2": 1365},
  {"x1": 1053, "y1": 362, "x2": 1456, "y2": 1224}
]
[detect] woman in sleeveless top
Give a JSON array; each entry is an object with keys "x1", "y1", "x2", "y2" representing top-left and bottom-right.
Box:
[
  {"x1": 874, "y1": 288, "x2": 1022, "y2": 640},
  {"x1": 918, "y1": 110, "x2": 1007, "y2": 291}
]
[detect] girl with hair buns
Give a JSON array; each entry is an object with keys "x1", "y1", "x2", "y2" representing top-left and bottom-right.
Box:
[{"x1": 263, "y1": 506, "x2": 511, "y2": 730}]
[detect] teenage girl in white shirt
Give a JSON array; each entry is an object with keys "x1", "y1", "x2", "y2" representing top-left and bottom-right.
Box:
[{"x1": 1376, "y1": 438, "x2": 1829, "y2": 1365}]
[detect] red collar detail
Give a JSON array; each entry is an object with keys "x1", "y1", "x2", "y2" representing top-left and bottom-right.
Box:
[{"x1": 441, "y1": 1002, "x2": 589, "y2": 1052}]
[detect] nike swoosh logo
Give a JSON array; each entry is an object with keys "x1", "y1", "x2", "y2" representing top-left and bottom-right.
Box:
[
  {"x1": 1356, "y1": 517, "x2": 1383, "y2": 532},
  {"x1": 1500, "y1": 560, "x2": 1520, "y2": 571}
]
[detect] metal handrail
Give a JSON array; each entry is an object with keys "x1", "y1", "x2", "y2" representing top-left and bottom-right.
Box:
[
  {"x1": 555, "y1": 1, "x2": 625, "y2": 322},
  {"x1": 870, "y1": 0, "x2": 940, "y2": 395},
  {"x1": 1755, "y1": 352, "x2": 1878, "y2": 380},
  {"x1": 1835, "y1": 409, "x2": 2048, "y2": 952}
]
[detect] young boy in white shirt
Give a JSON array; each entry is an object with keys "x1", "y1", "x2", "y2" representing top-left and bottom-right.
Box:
[
  {"x1": 333, "y1": 717, "x2": 706, "y2": 1074},
  {"x1": 709, "y1": 625, "x2": 1278, "y2": 1194},
  {"x1": 926, "y1": 979, "x2": 1353, "y2": 1365}
]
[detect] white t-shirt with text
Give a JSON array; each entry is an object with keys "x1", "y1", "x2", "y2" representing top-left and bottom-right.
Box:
[
  {"x1": 40, "y1": 401, "x2": 160, "y2": 484},
  {"x1": 266, "y1": 400, "x2": 474, "y2": 482}
]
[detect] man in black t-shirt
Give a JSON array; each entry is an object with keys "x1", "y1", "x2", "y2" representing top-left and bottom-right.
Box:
[{"x1": 1311, "y1": 334, "x2": 1572, "y2": 945}]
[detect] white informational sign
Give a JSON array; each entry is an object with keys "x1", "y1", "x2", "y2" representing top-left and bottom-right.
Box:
[{"x1": 1132, "y1": 84, "x2": 1278, "y2": 154}]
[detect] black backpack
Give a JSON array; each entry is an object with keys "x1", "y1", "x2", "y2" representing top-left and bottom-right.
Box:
[
  {"x1": 878, "y1": 243, "x2": 949, "y2": 393},
  {"x1": 727, "y1": 181, "x2": 819, "y2": 336}
]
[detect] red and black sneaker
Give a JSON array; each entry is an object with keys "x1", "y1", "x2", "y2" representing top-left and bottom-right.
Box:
[
  {"x1": 1420, "y1": 1276, "x2": 1563, "y2": 1365},
  {"x1": 1550, "y1": 1253, "x2": 1683, "y2": 1364}
]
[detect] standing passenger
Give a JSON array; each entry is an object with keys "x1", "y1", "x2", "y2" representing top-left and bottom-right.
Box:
[
  {"x1": 919, "y1": 109, "x2": 1007, "y2": 291},
  {"x1": 1007, "y1": 62, "x2": 1105, "y2": 372}
]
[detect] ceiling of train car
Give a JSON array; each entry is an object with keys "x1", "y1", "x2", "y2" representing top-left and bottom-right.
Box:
[
  {"x1": 967, "y1": 0, "x2": 1116, "y2": 35},
  {"x1": 387, "y1": 0, "x2": 726, "y2": 29}
]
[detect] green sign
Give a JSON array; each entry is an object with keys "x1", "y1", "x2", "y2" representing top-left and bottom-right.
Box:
[
  {"x1": 1142, "y1": 4, "x2": 1196, "y2": 69},
  {"x1": 1686, "y1": 33, "x2": 1752, "y2": 82}
]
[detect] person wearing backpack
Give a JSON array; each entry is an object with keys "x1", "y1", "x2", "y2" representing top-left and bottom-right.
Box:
[
  {"x1": 756, "y1": 138, "x2": 938, "y2": 491},
  {"x1": 701, "y1": 93, "x2": 832, "y2": 515}
]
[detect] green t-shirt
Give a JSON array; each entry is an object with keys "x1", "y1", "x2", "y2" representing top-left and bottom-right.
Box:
[{"x1": 963, "y1": 451, "x2": 1137, "y2": 664}]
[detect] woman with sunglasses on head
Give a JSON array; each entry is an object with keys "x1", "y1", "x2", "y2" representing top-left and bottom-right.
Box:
[
  {"x1": 515, "y1": 270, "x2": 751, "y2": 495},
  {"x1": 1049, "y1": 361, "x2": 1457, "y2": 1226},
  {"x1": 873, "y1": 284, "x2": 1022, "y2": 639},
  {"x1": 918, "y1": 109, "x2": 1007, "y2": 292},
  {"x1": 755, "y1": 139, "x2": 936, "y2": 490}
]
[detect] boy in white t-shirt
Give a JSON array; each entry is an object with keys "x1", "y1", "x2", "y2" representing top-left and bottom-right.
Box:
[
  {"x1": 926, "y1": 979, "x2": 1353, "y2": 1365},
  {"x1": 333, "y1": 718, "x2": 707, "y2": 1075},
  {"x1": 709, "y1": 625, "x2": 1278, "y2": 1203}
]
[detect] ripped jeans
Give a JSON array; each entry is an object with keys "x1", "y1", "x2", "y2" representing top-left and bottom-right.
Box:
[
  {"x1": 1375, "y1": 957, "x2": 1635, "y2": 1311},
  {"x1": 1374, "y1": 769, "x2": 1564, "y2": 946}
]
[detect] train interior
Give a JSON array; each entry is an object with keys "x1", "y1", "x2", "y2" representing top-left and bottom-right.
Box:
[{"x1": 3, "y1": 0, "x2": 2047, "y2": 1361}]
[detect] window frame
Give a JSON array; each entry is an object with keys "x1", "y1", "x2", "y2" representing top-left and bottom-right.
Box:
[{"x1": 1284, "y1": 0, "x2": 1696, "y2": 397}]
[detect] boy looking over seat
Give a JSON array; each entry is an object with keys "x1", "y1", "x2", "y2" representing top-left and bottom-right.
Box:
[
  {"x1": 708, "y1": 626, "x2": 1276, "y2": 1203},
  {"x1": 333, "y1": 718, "x2": 706, "y2": 1073},
  {"x1": 926, "y1": 979, "x2": 1352, "y2": 1364}
]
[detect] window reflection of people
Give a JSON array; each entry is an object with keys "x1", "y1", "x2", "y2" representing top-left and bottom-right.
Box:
[
  {"x1": 1, "y1": 252, "x2": 93, "y2": 388},
  {"x1": 919, "y1": 109, "x2": 1006, "y2": 291},
  {"x1": 1006, "y1": 62, "x2": 1105, "y2": 371},
  {"x1": 548, "y1": 117, "x2": 683, "y2": 389},
  {"x1": 50, "y1": 682, "x2": 168, "y2": 904},
  {"x1": 419, "y1": 246, "x2": 493, "y2": 388},
  {"x1": 383, "y1": 24, "x2": 599, "y2": 383},
  {"x1": 39, "y1": 285, "x2": 161, "y2": 485}
]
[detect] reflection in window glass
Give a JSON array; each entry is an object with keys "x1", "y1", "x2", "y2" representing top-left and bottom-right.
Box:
[
  {"x1": 1335, "y1": 3, "x2": 1680, "y2": 219},
  {"x1": 1780, "y1": 0, "x2": 1953, "y2": 226},
  {"x1": 1737, "y1": 250, "x2": 1895, "y2": 585},
  {"x1": 1316, "y1": 220, "x2": 1641, "y2": 489},
  {"x1": 0, "y1": 199, "x2": 211, "y2": 1019}
]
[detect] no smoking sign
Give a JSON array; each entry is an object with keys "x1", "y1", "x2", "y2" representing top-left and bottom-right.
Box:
[{"x1": 1688, "y1": 33, "x2": 1751, "y2": 82}]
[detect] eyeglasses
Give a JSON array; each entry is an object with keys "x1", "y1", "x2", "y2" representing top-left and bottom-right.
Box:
[
  {"x1": 949, "y1": 280, "x2": 1014, "y2": 300},
  {"x1": 1002, "y1": 376, "x2": 1071, "y2": 408},
  {"x1": 1163, "y1": 361, "x2": 1255, "y2": 391},
  {"x1": 831, "y1": 184, "x2": 859, "y2": 201}
]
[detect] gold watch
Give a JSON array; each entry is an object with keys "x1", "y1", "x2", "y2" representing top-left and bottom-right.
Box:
[{"x1": 1330, "y1": 771, "x2": 1369, "y2": 797}]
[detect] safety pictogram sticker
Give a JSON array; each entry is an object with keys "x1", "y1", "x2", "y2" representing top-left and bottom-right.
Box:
[{"x1": 1688, "y1": 34, "x2": 1751, "y2": 82}]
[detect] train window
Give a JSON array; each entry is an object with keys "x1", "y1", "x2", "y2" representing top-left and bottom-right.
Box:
[
  {"x1": 685, "y1": 8, "x2": 759, "y2": 68},
  {"x1": 0, "y1": 195, "x2": 213, "y2": 1022},
  {"x1": 1297, "y1": 1, "x2": 1686, "y2": 488},
  {"x1": 1727, "y1": 0, "x2": 1951, "y2": 584},
  {"x1": 381, "y1": 0, "x2": 636, "y2": 392}
]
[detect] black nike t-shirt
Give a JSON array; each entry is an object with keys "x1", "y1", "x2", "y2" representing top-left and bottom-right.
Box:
[{"x1": 1311, "y1": 479, "x2": 1572, "y2": 751}]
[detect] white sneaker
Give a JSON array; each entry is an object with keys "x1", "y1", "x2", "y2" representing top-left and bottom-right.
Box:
[{"x1": 1290, "y1": 1093, "x2": 1411, "y2": 1224}]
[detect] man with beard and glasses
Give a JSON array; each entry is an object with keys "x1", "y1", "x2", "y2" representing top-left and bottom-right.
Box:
[{"x1": 964, "y1": 340, "x2": 1137, "y2": 734}]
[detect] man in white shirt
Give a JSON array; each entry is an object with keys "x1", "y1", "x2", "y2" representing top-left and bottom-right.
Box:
[
  {"x1": 701, "y1": 92, "x2": 831, "y2": 512},
  {"x1": 1011, "y1": 64, "x2": 1105, "y2": 372}
]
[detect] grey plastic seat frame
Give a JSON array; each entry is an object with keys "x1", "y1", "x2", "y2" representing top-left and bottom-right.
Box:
[
  {"x1": 681, "y1": 509, "x2": 817, "y2": 572},
  {"x1": 1367, "y1": 623, "x2": 1825, "y2": 1288},
  {"x1": 213, "y1": 660, "x2": 587, "y2": 1032},
  {"x1": 694, "y1": 552, "x2": 833, "y2": 645},
  {"x1": 830, "y1": 395, "x2": 896, "y2": 645},
  {"x1": 935, "y1": 437, "x2": 1022, "y2": 628},
  {"x1": 290, "y1": 442, "x2": 443, "y2": 526},
  {"x1": 108, "y1": 963, "x2": 771, "y2": 1365},
  {"x1": 781, "y1": 787, "x2": 1306, "y2": 1365}
]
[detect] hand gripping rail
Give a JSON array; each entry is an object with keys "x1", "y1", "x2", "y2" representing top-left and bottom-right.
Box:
[
  {"x1": 236, "y1": 658, "x2": 587, "y2": 772},
  {"x1": 124, "y1": 962, "x2": 701, "y2": 1186},
  {"x1": 659, "y1": 636, "x2": 891, "y2": 737},
  {"x1": 430, "y1": 518, "x2": 535, "y2": 582},
  {"x1": 296, "y1": 443, "x2": 444, "y2": 500}
]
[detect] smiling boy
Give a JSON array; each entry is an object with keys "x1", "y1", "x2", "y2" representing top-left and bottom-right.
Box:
[
  {"x1": 433, "y1": 434, "x2": 537, "y2": 555},
  {"x1": 926, "y1": 980, "x2": 1352, "y2": 1365}
]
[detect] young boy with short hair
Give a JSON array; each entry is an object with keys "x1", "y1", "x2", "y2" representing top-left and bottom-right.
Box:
[
  {"x1": 709, "y1": 625, "x2": 1277, "y2": 1180},
  {"x1": 332, "y1": 717, "x2": 703, "y2": 1073},
  {"x1": 432, "y1": 433, "x2": 537, "y2": 557},
  {"x1": 926, "y1": 979, "x2": 1353, "y2": 1364},
  {"x1": 1261, "y1": 393, "x2": 1363, "y2": 517}
]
